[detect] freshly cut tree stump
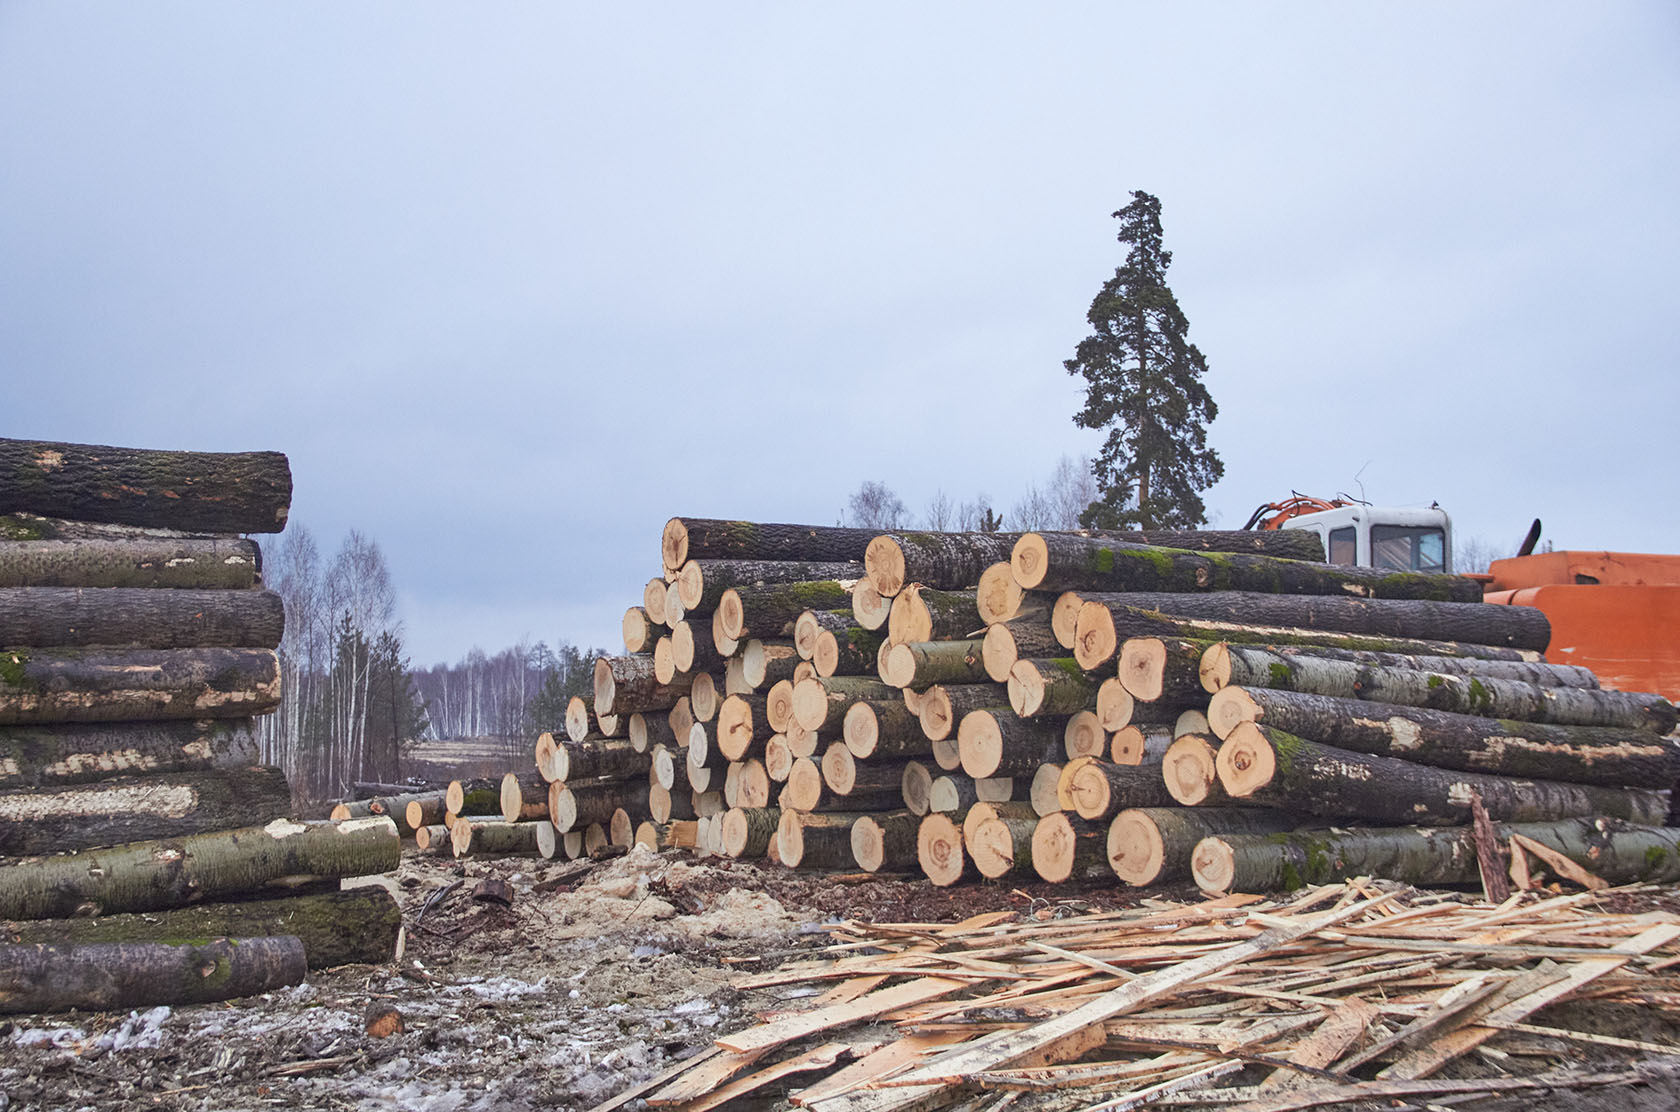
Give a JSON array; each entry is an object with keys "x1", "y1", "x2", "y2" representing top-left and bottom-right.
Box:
[
  {"x1": 1107, "y1": 807, "x2": 1299, "y2": 887},
  {"x1": 841, "y1": 699, "x2": 927, "y2": 759},
  {"x1": 881, "y1": 640, "x2": 989, "y2": 689},
  {"x1": 675, "y1": 558, "x2": 863, "y2": 616},
  {"x1": 917, "y1": 684, "x2": 1008, "y2": 742},
  {"x1": 792, "y1": 676, "x2": 895, "y2": 733},
  {"x1": 1201, "y1": 645, "x2": 1676, "y2": 733},
  {"x1": 887, "y1": 587, "x2": 981, "y2": 645},
  {"x1": 0, "y1": 816, "x2": 401, "y2": 921},
  {"x1": 0, "y1": 718, "x2": 259, "y2": 788},
  {"x1": 594, "y1": 654, "x2": 691, "y2": 716},
  {"x1": 1191, "y1": 818, "x2": 1680, "y2": 894},
  {"x1": 721, "y1": 806, "x2": 781, "y2": 858},
  {"x1": 1007, "y1": 658, "x2": 1099, "y2": 718},
  {"x1": 0, "y1": 647, "x2": 280, "y2": 724},
  {"x1": 622, "y1": 607, "x2": 657, "y2": 653},
  {"x1": 981, "y1": 617, "x2": 1062, "y2": 683},
  {"x1": 661, "y1": 518, "x2": 879, "y2": 574},
  {"x1": 968, "y1": 813, "x2": 1039, "y2": 879},
  {"x1": 1215, "y1": 722, "x2": 1669, "y2": 826},
  {"x1": 917, "y1": 812, "x2": 968, "y2": 886},
  {"x1": 864, "y1": 532, "x2": 1020, "y2": 597},
  {"x1": 850, "y1": 581, "x2": 894, "y2": 632},
  {"x1": 451, "y1": 818, "x2": 542, "y2": 858},
  {"x1": 1031, "y1": 812, "x2": 1108, "y2": 883},
  {"x1": 1010, "y1": 533, "x2": 1481, "y2": 601},
  {"x1": 956, "y1": 709, "x2": 1063, "y2": 779},
  {"x1": 776, "y1": 810, "x2": 864, "y2": 869},
  {"x1": 850, "y1": 811, "x2": 921, "y2": 872},
  {"x1": 2, "y1": 886, "x2": 401, "y2": 970},
  {"x1": 0, "y1": 586, "x2": 286, "y2": 650},
  {"x1": 0, "y1": 438, "x2": 292, "y2": 534},
  {"x1": 1206, "y1": 686, "x2": 1680, "y2": 786},
  {"x1": 0, "y1": 536, "x2": 262, "y2": 590},
  {"x1": 0, "y1": 935, "x2": 306, "y2": 1014},
  {"x1": 499, "y1": 772, "x2": 550, "y2": 823},
  {"x1": 715, "y1": 581, "x2": 855, "y2": 643},
  {"x1": 1161, "y1": 735, "x2": 1227, "y2": 807},
  {"x1": 0, "y1": 765, "x2": 292, "y2": 855}
]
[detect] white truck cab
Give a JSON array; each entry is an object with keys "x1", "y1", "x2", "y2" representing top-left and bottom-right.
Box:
[{"x1": 1270, "y1": 503, "x2": 1453, "y2": 574}]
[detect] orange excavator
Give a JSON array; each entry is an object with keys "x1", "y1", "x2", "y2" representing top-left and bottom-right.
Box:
[{"x1": 1244, "y1": 495, "x2": 1680, "y2": 702}]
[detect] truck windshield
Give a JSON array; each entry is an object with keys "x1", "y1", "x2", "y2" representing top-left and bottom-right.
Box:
[{"x1": 1371, "y1": 525, "x2": 1446, "y2": 573}]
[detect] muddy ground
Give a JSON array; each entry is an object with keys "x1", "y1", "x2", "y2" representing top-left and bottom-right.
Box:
[{"x1": 6, "y1": 849, "x2": 1680, "y2": 1112}]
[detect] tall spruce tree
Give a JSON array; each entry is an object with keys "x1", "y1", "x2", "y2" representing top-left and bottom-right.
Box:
[{"x1": 1065, "y1": 191, "x2": 1223, "y2": 529}]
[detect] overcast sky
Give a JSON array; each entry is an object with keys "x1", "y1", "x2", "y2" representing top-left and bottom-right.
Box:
[{"x1": 4, "y1": 3, "x2": 1677, "y2": 666}]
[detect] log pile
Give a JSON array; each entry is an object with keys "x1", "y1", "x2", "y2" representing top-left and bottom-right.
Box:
[
  {"x1": 574, "y1": 516, "x2": 1680, "y2": 896},
  {"x1": 0, "y1": 436, "x2": 401, "y2": 1013}
]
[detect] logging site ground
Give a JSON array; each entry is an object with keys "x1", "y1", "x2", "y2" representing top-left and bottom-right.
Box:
[{"x1": 6, "y1": 851, "x2": 1680, "y2": 1112}]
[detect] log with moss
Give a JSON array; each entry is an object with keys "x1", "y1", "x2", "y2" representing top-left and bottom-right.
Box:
[
  {"x1": 1010, "y1": 533, "x2": 1481, "y2": 602},
  {"x1": 674, "y1": 559, "x2": 863, "y2": 617},
  {"x1": 0, "y1": 765, "x2": 292, "y2": 855},
  {"x1": 0, "y1": 647, "x2": 281, "y2": 725},
  {"x1": 450, "y1": 817, "x2": 543, "y2": 858},
  {"x1": 880, "y1": 639, "x2": 989, "y2": 689},
  {"x1": 886, "y1": 586, "x2": 981, "y2": 646},
  {"x1": 0, "y1": 815, "x2": 401, "y2": 921},
  {"x1": 0, "y1": 886, "x2": 401, "y2": 969},
  {"x1": 0, "y1": 718, "x2": 259, "y2": 788},
  {"x1": 1193, "y1": 817, "x2": 1680, "y2": 894},
  {"x1": 661, "y1": 518, "x2": 879, "y2": 575},
  {"x1": 1008, "y1": 658, "x2": 1100, "y2": 718},
  {"x1": 1202, "y1": 645, "x2": 1675, "y2": 733},
  {"x1": 1107, "y1": 807, "x2": 1300, "y2": 887},
  {"x1": 1207, "y1": 686, "x2": 1680, "y2": 786},
  {"x1": 0, "y1": 586, "x2": 285, "y2": 650},
  {"x1": 0, "y1": 438, "x2": 292, "y2": 534},
  {"x1": 0, "y1": 935, "x2": 306, "y2": 1014},
  {"x1": 0, "y1": 536, "x2": 261, "y2": 590},
  {"x1": 715, "y1": 581, "x2": 857, "y2": 645},
  {"x1": 1215, "y1": 722, "x2": 1669, "y2": 826}
]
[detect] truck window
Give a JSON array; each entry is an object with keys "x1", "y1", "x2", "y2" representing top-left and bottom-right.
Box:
[
  {"x1": 1328, "y1": 527, "x2": 1356, "y2": 566},
  {"x1": 1371, "y1": 525, "x2": 1446, "y2": 573}
]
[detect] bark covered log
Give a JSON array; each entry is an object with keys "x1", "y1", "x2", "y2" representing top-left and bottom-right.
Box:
[
  {"x1": 1061, "y1": 755, "x2": 1177, "y2": 822},
  {"x1": 886, "y1": 586, "x2": 981, "y2": 645},
  {"x1": 1161, "y1": 734, "x2": 1229, "y2": 807},
  {"x1": 815, "y1": 625, "x2": 885, "y2": 679},
  {"x1": 917, "y1": 812, "x2": 969, "y2": 886},
  {"x1": 1203, "y1": 645, "x2": 1675, "y2": 733},
  {"x1": 849, "y1": 811, "x2": 921, "y2": 872},
  {"x1": 956, "y1": 708, "x2": 1063, "y2": 778},
  {"x1": 1030, "y1": 812, "x2": 1108, "y2": 883},
  {"x1": 968, "y1": 814, "x2": 1039, "y2": 879},
  {"x1": 1007, "y1": 658, "x2": 1100, "y2": 718},
  {"x1": 1011, "y1": 533, "x2": 1480, "y2": 601},
  {"x1": 791, "y1": 676, "x2": 895, "y2": 733},
  {"x1": 776, "y1": 810, "x2": 868, "y2": 869},
  {"x1": 842, "y1": 699, "x2": 931, "y2": 760},
  {"x1": 0, "y1": 438, "x2": 292, "y2": 534},
  {"x1": 0, "y1": 935, "x2": 306, "y2": 1013},
  {"x1": 918, "y1": 684, "x2": 1009, "y2": 742},
  {"x1": 1208, "y1": 686, "x2": 1680, "y2": 786},
  {"x1": 1215, "y1": 722, "x2": 1670, "y2": 826},
  {"x1": 0, "y1": 718, "x2": 259, "y2": 788},
  {"x1": 593, "y1": 654, "x2": 691, "y2": 716},
  {"x1": 0, "y1": 765, "x2": 292, "y2": 855},
  {"x1": 982, "y1": 617, "x2": 1070, "y2": 683},
  {"x1": 0, "y1": 647, "x2": 281, "y2": 724},
  {"x1": 721, "y1": 806, "x2": 781, "y2": 858},
  {"x1": 1107, "y1": 807, "x2": 1300, "y2": 887},
  {"x1": 881, "y1": 639, "x2": 989, "y2": 689},
  {"x1": 0, "y1": 815, "x2": 402, "y2": 920},
  {"x1": 716, "y1": 581, "x2": 855, "y2": 643},
  {"x1": 0, "y1": 537, "x2": 261, "y2": 590},
  {"x1": 0, "y1": 587, "x2": 285, "y2": 650},
  {"x1": 676, "y1": 559, "x2": 863, "y2": 615},
  {"x1": 662, "y1": 518, "x2": 879, "y2": 573},
  {"x1": 865, "y1": 532, "x2": 1021, "y2": 597}
]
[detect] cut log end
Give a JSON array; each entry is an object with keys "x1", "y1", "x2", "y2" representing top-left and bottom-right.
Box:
[
  {"x1": 1190, "y1": 837, "x2": 1237, "y2": 894},
  {"x1": 661, "y1": 517, "x2": 689, "y2": 574},
  {"x1": 1064, "y1": 710, "x2": 1105, "y2": 761},
  {"x1": 1213, "y1": 722, "x2": 1275, "y2": 798},
  {"x1": 975, "y1": 562, "x2": 1025, "y2": 626},
  {"x1": 1072, "y1": 602, "x2": 1118, "y2": 671},
  {"x1": 1117, "y1": 637, "x2": 1167, "y2": 702},
  {"x1": 1163, "y1": 734, "x2": 1222, "y2": 806},
  {"x1": 864, "y1": 535, "x2": 907, "y2": 599},
  {"x1": 643, "y1": 578, "x2": 669, "y2": 626},
  {"x1": 1207, "y1": 686, "x2": 1260, "y2": 740},
  {"x1": 982, "y1": 623, "x2": 1018, "y2": 684},
  {"x1": 1107, "y1": 809, "x2": 1167, "y2": 886},
  {"x1": 917, "y1": 813, "x2": 965, "y2": 886},
  {"x1": 1200, "y1": 642, "x2": 1233, "y2": 693},
  {"x1": 851, "y1": 581, "x2": 892, "y2": 632},
  {"x1": 1010, "y1": 533, "x2": 1051, "y2": 591}
]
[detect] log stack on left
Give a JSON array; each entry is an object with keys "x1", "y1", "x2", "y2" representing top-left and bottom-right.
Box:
[{"x1": 0, "y1": 437, "x2": 400, "y2": 1013}]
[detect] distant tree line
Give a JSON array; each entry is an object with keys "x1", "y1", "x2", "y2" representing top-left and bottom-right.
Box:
[
  {"x1": 844, "y1": 455, "x2": 1100, "y2": 534},
  {"x1": 411, "y1": 639, "x2": 600, "y2": 769}
]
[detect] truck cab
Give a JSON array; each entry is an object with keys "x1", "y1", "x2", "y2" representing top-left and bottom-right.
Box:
[{"x1": 1269, "y1": 503, "x2": 1453, "y2": 575}]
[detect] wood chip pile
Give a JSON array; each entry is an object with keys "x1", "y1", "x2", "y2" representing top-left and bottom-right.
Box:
[
  {"x1": 521, "y1": 517, "x2": 1680, "y2": 898},
  {"x1": 604, "y1": 880, "x2": 1680, "y2": 1111},
  {"x1": 0, "y1": 436, "x2": 402, "y2": 1014}
]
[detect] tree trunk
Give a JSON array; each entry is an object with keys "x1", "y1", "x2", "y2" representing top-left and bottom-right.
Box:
[
  {"x1": 1205, "y1": 646, "x2": 1675, "y2": 733},
  {"x1": 550, "y1": 738, "x2": 646, "y2": 783},
  {"x1": 0, "y1": 718, "x2": 259, "y2": 788},
  {"x1": 715, "y1": 693, "x2": 769, "y2": 761},
  {"x1": 1062, "y1": 755, "x2": 1177, "y2": 822},
  {"x1": 980, "y1": 617, "x2": 1064, "y2": 686},
  {"x1": 849, "y1": 811, "x2": 921, "y2": 872},
  {"x1": 0, "y1": 537, "x2": 261, "y2": 590},
  {"x1": 622, "y1": 606, "x2": 657, "y2": 654},
  {"x1": 775, "y1": 810, "x2": 867, "y2": 869},
  {"x1": 0, "y1": 647, "x2": 281, "y2": 725},
  {"x1": 918, "y1": 687, "x2": 1009, "y2": 749},
  {"x1": 661, "y1": 518, "x2": 880, "y2": 574},
  {"x1": 361, "y1": 790, "x2": 442, "y2": 835},
  {"x1": 1031, "y1": 812, "x2": 1108, "y2": 883},
  {"x1": 1007, "y1": 658, "x2": 1100, "y2": 718},
  {"x1": 716, "y1": 581, "x2": 856, "y2": 643},
  {"x1": 498, "y1": 772, "x2": 550, "y2": 823},
  {"x1": 0, "y1": 935, "x2": 306, "y2": 1014},
  {"x1": 676, "y1": 558, "x2": 863, "y2": 616},
  {"x1": 865, "y1": 532, "x2": 1020, "y2": 597},
  {"x1": 721, "y1": 806, "x2": 781, "y2": 858},
  {"x1": 0, "y1": 765, "x2": 292, "y2": 855},
  {"x1": 815, "y1": 626, "x2": 885, "y2": 679},
  {"x1": 955, "y1": 709, "x2": 1063, "y2": 779},
  {"x1": 791, "y1": 676, "x2": 895, "y2": 733},
  {"x1": 841, "y1": 699, "x2": 927, "y2": 760},
  {"x1": 1107, "y1": 807, "x2": 1300, "y2": 887},
  {"x1": 594, "y1": 655, "x2": 692, "y2": 716},
  {"x1": 887, "y1": 586, "x2": 982, "y2": 645},
  {"x1": 445, "y1": 778, "x2": 501, "y2": 816},
  {"x1": 670, "y1": 620, "x2": 724, "y2": 675},
  {"x1": 881, "y1": 639, "x2": 989, "y2": 689},
  {"x1": 549, "y1": 783, "x2": 645, "y2": 832},
  {"x1": 414, "y1": 823, "x2": 451, "y2": 854},
  {"x1": 917, "y1": 812, "x2": 969, "y2": 886},
  {"x1": 2, "y1": 886, "x2": 400, "y2": 970},
  {"x1": 0, "y1": 438, "x2": 292, "y2": 534},
  {"x1": 1161, "y1": 734, "x2": 1228, "y2": 806},
  {"x1": 1191, "y1": 818, "x2": 1680, "y2": 894},
  {"x1": 451, "y1": 818, "x2": 542, "y2": 858},
  {"x1": 968, "y1": 814, "x2": 1039, "y2": 879},
  {"x1": 1010, "y1": 533, "x2": 1480, "y2": 601},
  {"x1": 1206, "y1": 686, "x2": 1680, "y2": 787},
  {"x1": 0, "y1": 815, "x2": 401, "y2": 920},
  {"x1": 0, "y1": 586, "x2": 285, "y2": 650},
  {"x1": 1216, "y1": 722, "x2": 1669, "y2": 826}
]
